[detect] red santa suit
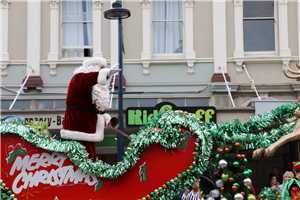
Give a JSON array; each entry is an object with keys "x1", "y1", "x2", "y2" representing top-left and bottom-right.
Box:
[{"x1": 61, "y1": 57, "x2": 115, "y2": 161}]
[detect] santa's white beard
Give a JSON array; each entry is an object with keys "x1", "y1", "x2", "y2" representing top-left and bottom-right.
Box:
[
  {"x1": 74, "y1": 64, "x2": 110, "y2": 111},
  {"x1": 92, "y1": 84, "x2": 110, "y2": 111}
]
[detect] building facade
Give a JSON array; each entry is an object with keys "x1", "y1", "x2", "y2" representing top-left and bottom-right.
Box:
[{"x1": 1, "y1": 0, "x2": 300, "y2": 191}]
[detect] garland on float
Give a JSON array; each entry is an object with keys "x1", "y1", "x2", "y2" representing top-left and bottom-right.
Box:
[{"x1": 1, "y1": 102, "x2": 300, "y2": 200}]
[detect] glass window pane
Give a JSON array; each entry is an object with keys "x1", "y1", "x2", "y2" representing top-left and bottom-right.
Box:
[
  {"x1": 123, "y1": 99, "x2": 138, "y2": 108},
  {"x1": 140, "y1": 99, "x2": 158, "y2": 107},
  {"x1": 62, "y1": 48, "x2": 93, "y2": 57},
  {"x1": 11, "y1": 101, "x2": 31, "y2": 109},
  {"x1": 243, "y1": 1, "x2": 274, "y2": 18},
  {"x1": 186, "y1": 99, "x2": 209, "y2": 107},
  {"x1": 153, "y1": 21, "x2": 183, "y2": 53},
  {"x1": 62, "y1": 23, "x2": 93, "y2": 46},
  {"x1": 35, "y1": 100, "x2": 54, "y2": 109},
  {"x1": 153, "y1": 0, "x2": 182, "y2": 20},
  {"x1": 1, "y1": 101, "x2": 10, "y2": 109},
  {"x1": 243, "y1": 19, "x2": 275, "y2": 51},
  {"x1": 62, "y1": 1, "x2": 92, "y2": 21},
  {"x1": 161, "y1": 99, "x2": 184, "y2": 107},
  {"x1": 55, "y1": 100, "x2": 66, "y2": 108}
]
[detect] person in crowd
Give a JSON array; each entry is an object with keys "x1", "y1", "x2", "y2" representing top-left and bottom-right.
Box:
[
  {"x1": 282, "y1": 162, "x2": 300, "y2": 200},
  {"x1": 269, "y1": 166, "x2": 283, "y2": 184},
  {"x1": 174, "y1": 40, "x2": 183, "y2": 53},
  {"x1": 268, "y1": 174, "x2": 281, "y2": 192},
  {"x1": 182, "y1": 179, "x2": 203, "y2": 200},
  {"x1": 279, "y1": 171, "x2": 294, "y2": 191}
]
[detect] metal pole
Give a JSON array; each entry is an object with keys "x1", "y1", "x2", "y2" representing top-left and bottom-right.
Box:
[{"x1": 117, "y1": 15, "x2": 124, "y2": 162}]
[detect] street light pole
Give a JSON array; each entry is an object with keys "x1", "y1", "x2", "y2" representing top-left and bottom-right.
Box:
[
  {"x1": 104, "y1": 0, "x2": 130, "y2": 162},
  {"x1": 117, "y1": 14, "x2": 124, "y2": 162}
]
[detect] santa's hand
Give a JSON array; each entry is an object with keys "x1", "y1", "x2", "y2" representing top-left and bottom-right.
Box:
[
  {"x1": 107, "y1": 64, "x2": 121, "y2": 77},
  {"x1": 105, "y1": 119, "x2": 110, "y2": 127}
]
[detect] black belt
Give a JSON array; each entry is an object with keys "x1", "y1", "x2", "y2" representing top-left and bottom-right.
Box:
[{"x1": 66, "y1": 105, "x2": 104, "y2": 114}]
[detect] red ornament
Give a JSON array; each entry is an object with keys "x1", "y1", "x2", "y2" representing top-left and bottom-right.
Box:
[
  {"x1": 215, "y1": 171, "x2": 219, "y2": 175},
  {"x1": 63, "y1": 152, "x2": 67, "y2": 155},
  {"x1": 241, "y1": 154, "x2": 246, "y2": 159},
  {"x1": 184, "y1": 111, "x2": 188, "y2": 115},
  {"x1": 232, "y1": 186, "x2": 237, "y2": 191},
  {"x1": 220, "y1": 187, "x2": 225, "y2": 192},
  {"x1": 237, "y1": 154, "x2": 241, "y2": 159},
  {"x1": 235, "y1": 142, "x2": 240, "y2": 147},
  {"x1": 146, "y1": 195, "x2": 151, "y2": 199},
  {"x1": 241, "y1": 192, "x2": 245, "y2": 196},
  {"x1": 219, "y1": 149, "x2": 224, "y2": 153},
  {"x1": 229, "y1": 177, "x2": 234, "y2": 182},
  {"x1": 225, "y1": 148, "x2": 230, "y2": 152},
  {"x1": 163, "y1": 184, "x2": 167, "y2": 189},
  {"x1": 140, "y1": 149, "x2": 144, "y2": 153}
]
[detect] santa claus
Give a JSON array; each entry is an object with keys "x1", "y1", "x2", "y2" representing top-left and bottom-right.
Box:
[{"x1": 60, "y1": 57, "x2": 120, "y2": 161}]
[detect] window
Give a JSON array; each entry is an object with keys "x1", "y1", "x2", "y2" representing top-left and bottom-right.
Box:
[
  {"x1": 161, "y1": 99, "x2": 185, "y2": 107},
  {"x1": 11, "y1": 101, "x2": 31, "y2": 109},
  {"x1": 55, "y1": 100, "x2": 66, "y2": 108},
  {"x1": 243, "y1": 1, "x2": 275, "y2": 52},
  {"x1": 152, "y1": 0, "x2": 183, "y2": 54},
  {"x1": 62, "y1": 1, "x2": 93, "y2": 57},
  {"x1": 1, "y1": 100, "x2": 11, "y2": 109},
  {"x1": 35, "y1": 100, "x2": 54, "y2": 109}
]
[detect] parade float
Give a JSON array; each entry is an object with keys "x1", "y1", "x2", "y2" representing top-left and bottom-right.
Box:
[{"x1": 1, "y1": 101, "x2": 300, "y2": 200}]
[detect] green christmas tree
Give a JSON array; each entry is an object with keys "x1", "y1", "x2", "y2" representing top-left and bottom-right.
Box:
[{"x1": 214, "y1": 140, "x2": 252, "y2": 200}]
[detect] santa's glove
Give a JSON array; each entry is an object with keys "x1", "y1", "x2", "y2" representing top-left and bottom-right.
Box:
[
  {"x1": 107, "y1": 64, "x2": 121, "y2": 77},
  {"x1": 105, "y1": 119, "x2": 110, "y2": 127}
]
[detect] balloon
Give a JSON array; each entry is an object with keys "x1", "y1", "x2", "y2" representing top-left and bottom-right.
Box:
[
  {"x1": 216, "y1": 179, "x2": 224, "y2": 187},
  {"x1": 247, "y1": 194, "x2": 256, "y2": 200},
  {"x1": 221, "y1": 173, "x2": 229, "y2": 182},
  {"x1": 209, "y1": 189, "x2": 220, "y2": 198},
  {"x1": 234, "y1": 193, "x2": 244, "y2": 200},
  {"x1": 219, "y1": 159, "x2": 228, "y2": 169}
]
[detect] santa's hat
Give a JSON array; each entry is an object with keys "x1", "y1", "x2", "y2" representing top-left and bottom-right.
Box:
[
  {"x1": 293, "y1": 162, "x2": 300, "y2": 173},
  {"x1": 83, "y1": 57, "x2": 107, "y2": 68}
]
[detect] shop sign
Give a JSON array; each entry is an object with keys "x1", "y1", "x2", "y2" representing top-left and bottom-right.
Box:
[{"x1": 126, "y1": 102, "x2": 216, "y2": 127}]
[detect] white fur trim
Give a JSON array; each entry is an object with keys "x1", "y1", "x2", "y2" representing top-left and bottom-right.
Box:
[
  {"x1": 98, "y1": 68, "x2": 112, "y2": 86},
  {"x1": 83, "y1": 57, "x2": 107, "y2": 68},
  {"x1": 60, "y1": 114, "x2": 105, "y2": 142},
  {"x1": 103, "y1": 113, "x2": 111, "y2": 122}
]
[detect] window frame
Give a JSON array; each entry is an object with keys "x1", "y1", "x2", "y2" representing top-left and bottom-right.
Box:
[
  {"x1": 243, "y1": 0, "x2": 278, "y2": 57},
  {"x1": 151, "y1": 0, "x2": 185, "y2": 58},
  {"x1": 59, "y1": 1, "x2": 94, "y2": 59}
]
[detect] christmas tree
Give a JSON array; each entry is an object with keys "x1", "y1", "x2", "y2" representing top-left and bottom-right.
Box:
[{"x1": 213, "y1": 140, "x2": 253, "y2": 200}]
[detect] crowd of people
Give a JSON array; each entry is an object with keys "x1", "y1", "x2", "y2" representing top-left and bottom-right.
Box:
[{"x1": 265, "y1": 163, "x2": 300, "y2": 199}]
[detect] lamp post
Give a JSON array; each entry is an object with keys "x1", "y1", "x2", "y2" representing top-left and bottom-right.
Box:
[{"x1": 104, "y1": 1, "x2": 130, "y2": 162}]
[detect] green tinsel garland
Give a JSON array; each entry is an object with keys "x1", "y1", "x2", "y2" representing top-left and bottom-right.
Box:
[
  {"x1": 1, "y1": 102, "x2": 299, "y2": 200},
  {"x1": 258, "y1": 187, "x2": 281, "y2": 200}
]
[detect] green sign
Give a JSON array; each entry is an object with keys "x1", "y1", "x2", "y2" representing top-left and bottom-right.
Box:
[{"x1": 125, "y1": 102, "x2": 216, "y2": 127}]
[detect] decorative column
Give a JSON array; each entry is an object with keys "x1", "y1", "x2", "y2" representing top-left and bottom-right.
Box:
[
  {"x1": 211, "y1": 0, "x2": 230, "y2": 82},
  {"x1": 26, "y1": 0, "x2": 43, "y2": 91},
  {"x1": 47, "y1": 0, "x2": 59, "y2": 76},
  {"x1": 93, "y1": 0, "x2": 103, "y2": 57},
  {"x1": 0, "y1": 0, "x2": 10, "y2": 77},
  {"x1": 233, "y1": 0, "x2": 244, "y2": 73},
  {"x1": 140, "y1": 0, "x2": 151, "y2": 75},
  {"x1": 278, "y1": 0, "x2": 292, "y2": 70},
  {"x1": 184, "y1": 0, "x2": 196, "y2": 75}
]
